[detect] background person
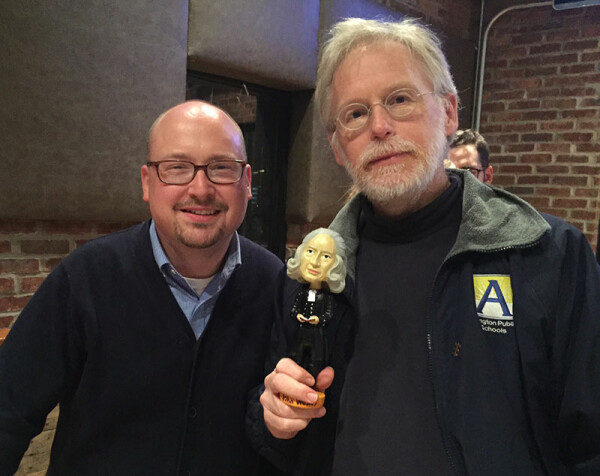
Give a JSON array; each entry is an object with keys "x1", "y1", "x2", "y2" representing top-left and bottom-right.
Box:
[
  {"x1": 251, "y1": 17, "x2": 600, "y2": 475},
  {"x1": 448, "y1": 128, "x2": 493, "y2": 184},
  {"x1": 0, "y1": 101, "x2": 283, "y2": 475}
]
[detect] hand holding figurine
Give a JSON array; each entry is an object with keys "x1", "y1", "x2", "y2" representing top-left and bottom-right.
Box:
[{"x1": 261, "y1": 358, "x2": 335, "y2": 439}]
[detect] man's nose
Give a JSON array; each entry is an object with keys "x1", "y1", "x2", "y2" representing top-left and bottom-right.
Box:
[
  {"x1": 369, "y1": 103, "x2": 394, "y2": 140},
  {"x1": 187, "y1": 168, "x2": 216, "y2": 197}
]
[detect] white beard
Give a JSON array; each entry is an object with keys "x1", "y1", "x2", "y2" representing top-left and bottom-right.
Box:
[{"x1": 336, "y1": 118, "x2": 449, "y2": 205}]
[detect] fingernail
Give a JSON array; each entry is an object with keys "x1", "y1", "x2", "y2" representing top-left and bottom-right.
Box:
[{"x1": 307, "y1": 392, "x2": 318, "y2": 403}]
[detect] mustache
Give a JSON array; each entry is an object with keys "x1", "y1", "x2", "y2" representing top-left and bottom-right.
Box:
[
  {"x1": 358, "y1": 137, "x2": 423, "y2": 168},
  {"x1": 174, "y1": 199, "x2": 228, "y2": 211}
]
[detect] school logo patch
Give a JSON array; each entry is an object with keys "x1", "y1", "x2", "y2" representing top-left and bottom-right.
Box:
[{"x1": 473, "y1": 275, "x2": 514, "y2": 334}]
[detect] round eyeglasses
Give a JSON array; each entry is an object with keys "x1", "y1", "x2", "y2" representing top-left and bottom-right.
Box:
[
  {"x1": 146, "y1": 159, "x2": 247, "y2": 185},
  {"x1": 334, "y1": 88, "x2": 434, "y2": 132}
]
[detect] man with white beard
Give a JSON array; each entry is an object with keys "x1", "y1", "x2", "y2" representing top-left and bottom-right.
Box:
[{"x1": 250, "y1": 17, "x2": 600, "y2": 476}]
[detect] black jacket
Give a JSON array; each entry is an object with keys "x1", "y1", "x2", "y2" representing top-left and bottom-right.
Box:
[{"x1": 249, "y1": 170, "x2": 600, "y2": 475}]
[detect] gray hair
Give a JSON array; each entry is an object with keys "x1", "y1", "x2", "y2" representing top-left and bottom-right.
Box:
[
  {"x1": 287, "y1": 228, "x2": 347, "y2": 294},
  {"x1": 315, "y1": 17, "x2": 458, "y2": 132}
]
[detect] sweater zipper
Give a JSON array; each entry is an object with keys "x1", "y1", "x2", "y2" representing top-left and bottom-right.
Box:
[{"x1": 426, "y1": 253, "x2": 463, "y2": 476}]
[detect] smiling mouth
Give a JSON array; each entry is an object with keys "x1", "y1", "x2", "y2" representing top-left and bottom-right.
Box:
[{"x1": 183, "y1": 209, "x2": 220, "y2": 216}]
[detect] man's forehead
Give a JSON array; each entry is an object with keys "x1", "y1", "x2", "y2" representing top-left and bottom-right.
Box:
[
  {"x1": 157, "y1": 106, "x2": 226, "y2": 133},
  {"x1": 335, "y1": 42, "x2": 414, "y2": 76},
  {"x1": 149, "y1": 140, "x2": 244, "y2": 169},
  {"x1": 331, "y1": 41, "x2": 431, "y2": 101},
  {"x1": 449, "y1": 144, "x2": 481, "y2": 167},
  {"x1": 152, "y1": 106, "x2": 242, "y2": 148}
]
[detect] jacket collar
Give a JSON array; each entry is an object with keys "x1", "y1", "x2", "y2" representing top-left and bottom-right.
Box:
[{"x1": 330, "y1": 169, "x2": 550, "y2": 278}]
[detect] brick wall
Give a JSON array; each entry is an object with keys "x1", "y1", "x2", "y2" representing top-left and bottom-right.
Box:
[{"x1": 480, "y1": 5, "x2": 600, "y2": 252}]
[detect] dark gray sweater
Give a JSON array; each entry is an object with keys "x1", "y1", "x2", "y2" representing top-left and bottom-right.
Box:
[{"x1": 0, "y1": 221, "x2": 282, "y2": 476}]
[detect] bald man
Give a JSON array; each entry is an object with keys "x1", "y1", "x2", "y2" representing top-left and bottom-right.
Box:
[{"x1": 0, "y1": 101, "x2": 283, "y2": 475}]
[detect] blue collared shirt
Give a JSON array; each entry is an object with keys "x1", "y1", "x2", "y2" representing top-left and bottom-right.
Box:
[{"x1": 149, "y1": 221, "x2": 241, "y2": 339}]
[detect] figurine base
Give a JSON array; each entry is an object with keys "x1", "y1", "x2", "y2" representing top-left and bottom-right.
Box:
[{"x1": 280, "y1": 391, "x2": 325, "y2": 409}]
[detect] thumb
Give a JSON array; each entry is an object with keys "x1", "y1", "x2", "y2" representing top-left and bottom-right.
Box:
[{"x1": 315, "y1": 366, "x2": 335, "y2": 392}]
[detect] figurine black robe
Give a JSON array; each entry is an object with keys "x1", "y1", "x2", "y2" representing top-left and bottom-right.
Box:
[{"x1": 289, "y1": 286, "x2": 334, "y2": 380}]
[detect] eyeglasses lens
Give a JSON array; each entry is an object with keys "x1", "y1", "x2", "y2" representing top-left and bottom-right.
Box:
[
  {"x1": 337, "y1": 89, "x2": 419, "y2": 131},
  {"x1": 157, "y1": 161, "x2": 243, "y2": 185}
]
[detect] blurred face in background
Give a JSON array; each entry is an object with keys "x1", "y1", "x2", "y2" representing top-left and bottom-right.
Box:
[{"x1": 449, "y1": 144, "x2": 493, "y2": 184}]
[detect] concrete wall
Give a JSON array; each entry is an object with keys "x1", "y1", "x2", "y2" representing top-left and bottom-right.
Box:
[
  {"x1": 0, "y1": 0, "x2": 188, "y2": 223},
  {"x1": 0, "y1": 0, "x2": 479, "y2": 239},
  {"x1": 188, "y1": 0, "x2": 320, "y2": 90}
]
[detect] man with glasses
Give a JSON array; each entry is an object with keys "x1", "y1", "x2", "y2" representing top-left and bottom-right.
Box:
[
  {"x1": 449, "y1": 128, "x2": 493, "y2": 184},
  {"x1": 251, "y1": 17, "x2": 600, "y2": 475},
  {"x1": 0, "y1": 101, "x2": 283, "y2": 475}
]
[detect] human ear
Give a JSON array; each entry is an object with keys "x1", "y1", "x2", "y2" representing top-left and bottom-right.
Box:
[
  {"x1": 328, "y1": 132, "x2": 346, "y2": 167},
  {"x1": 442, "y1": 94, "x2": 459, "y2": 136},
  {"x1": 141, "y1": 165, "x2": 150, "y2": 202}
]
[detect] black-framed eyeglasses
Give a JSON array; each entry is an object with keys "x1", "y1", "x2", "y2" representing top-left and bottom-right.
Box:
[
  {"x1": 334, "y1": 88, "x2": 434, "y2": 132},
  {"x1": 146, "y1": 159, "x2": 247, "y2": 185},
  {"x1": 461, "y1": 167, "x2": 485, "y2": 177}
]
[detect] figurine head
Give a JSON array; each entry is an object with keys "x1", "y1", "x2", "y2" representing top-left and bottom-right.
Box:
[{"x1": 287, "y1": 228, "x2": 347, "y2": 293}]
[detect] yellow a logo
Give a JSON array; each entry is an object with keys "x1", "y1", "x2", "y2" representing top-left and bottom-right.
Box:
[{"x1": 473, "y1": 275, "x2": 513, "y2": 319}]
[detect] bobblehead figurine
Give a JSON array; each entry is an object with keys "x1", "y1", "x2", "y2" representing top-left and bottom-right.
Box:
[{"x1": 281, "y1": 228, "x2": 347, "y2": 409}]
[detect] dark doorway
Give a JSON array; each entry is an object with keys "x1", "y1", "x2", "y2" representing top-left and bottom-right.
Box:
[{"x1": 597, "y1": 219, "x2": 599, "y2": 265}]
